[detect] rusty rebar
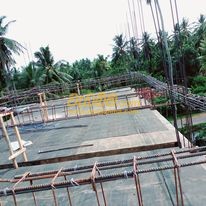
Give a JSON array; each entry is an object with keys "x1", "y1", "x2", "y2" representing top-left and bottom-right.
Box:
[
  {"x1": 1, "y1": 155, "x2": 206, "y2": 197},
  {"x1": 13, "y1": 146, "x2": 206, "y2": 180},
  {"x1": 30, "y1": 180, "x2": 38, "y2": 206},
  {"x1": 133, "y1": 156, "x2": 143, "y2": 206},
  {"x1": 64, "y1": 175, "x2": 72, "y2": 206}
]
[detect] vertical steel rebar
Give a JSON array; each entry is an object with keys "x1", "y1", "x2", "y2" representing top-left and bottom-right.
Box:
[
  {"x1": 12, "y1": 190, "x2": 18, "y2": 206},
  {"x1": 173, "y1": 162, "x2": 179, "y2": 206},
  {"x1": 96, "y1": 167, "x2": 107, "y2": 206},
  {"x1": 51, "y1": 188, "x2": 59, "y2": 206},
  {"x1": 133, "y1": 156, "x2": 143, "y2": 206},
  {"x1": 177, "y1": 166, "x2": 184, "y2": 206},
  {"x1": 30, "y1": 108, "x2": 35, "y2": 123},
  {"x1": 91, "y1": 163, "x2": 101, "y2": 206},
  {"x1": 30, "y1": 180, "x2": 38, "y2": 206},
  {"x1": 171, "y1": 150, "x2": 184, "y2": 206},
  {"x1": 27, "y1": 107, "x2": 31, "y2": 123},
  {"x1": 75, "y1": 105, "x2": 79, "y2": 118},
  {"x1": 64, "y1": 175, "x2": 73, "y2": 206},
  {"x1": 50, "y1": 168, "x2": 63, "y2": 206}
]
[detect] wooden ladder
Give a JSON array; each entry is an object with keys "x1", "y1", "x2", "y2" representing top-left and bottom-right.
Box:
[{"x1": 0, "y1": 112, "x2": 28, "y2": 169}]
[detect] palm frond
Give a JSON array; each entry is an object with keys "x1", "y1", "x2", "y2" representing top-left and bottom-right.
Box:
[
  {"x1": 0, "y1": 16, "x2": 6, "y2": 26},
  {"x1": 4, "y1": 38, "x2": 24, "y2": 54},
  {"x1": 0, "y1": 20, "x2": 16, "y2": 36}
]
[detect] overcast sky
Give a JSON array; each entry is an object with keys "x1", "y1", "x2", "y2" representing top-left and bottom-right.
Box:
[{"x1": 1, "y1": 0, "x2": 206, "y2": 67}]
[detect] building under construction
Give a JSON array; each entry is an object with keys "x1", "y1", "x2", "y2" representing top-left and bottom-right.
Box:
[{"x1": 0, "y1": 73, "x2": 206, "y2": 206}]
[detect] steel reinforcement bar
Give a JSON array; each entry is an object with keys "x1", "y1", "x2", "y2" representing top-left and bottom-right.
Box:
[
  {"x1": 12, "y1": 145, "x2": 206, "y2": 179},
  {"x1": 136, "y1": 72, "x2": 206, "y2": 111},
  {"x1": 0, "y1": 146, "x2": 206, "y2": 197}
]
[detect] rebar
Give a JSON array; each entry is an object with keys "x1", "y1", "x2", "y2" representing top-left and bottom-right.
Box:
[
  {"x1": 0, "y1": 157, "x2": 206, "y2": 197},
  {"x1": 12, "y1": 146, "x2": 206, "y2": 181},
  {"x1": 1, "y1": 147, "x2": 206, "y2": 197}
]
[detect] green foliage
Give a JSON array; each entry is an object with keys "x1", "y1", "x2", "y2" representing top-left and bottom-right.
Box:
[
  {"x1": 153, "y1": 96, "x2": 168, "y2": 104},
  {"x1": 180, "y1": 123, "x2": 206, "y2": 146},
  {"x1": 199, "y1": 38, "x2": 206, "y2": 75},
  {"x1": 92, "y1": 55, "x2": 110, "y2": 78},
  {"x1": 33, "y1": 46, "x2": 72, "y2": 85},
  {"x1": 191, "y1": 76, "x2": 206, "y2": 95},
  {"x1": 0, "y1": 16, "x2": 23, "y2": 89},
  {"x1": 192, "y1": 75, "x2": 206, "y2": 86},
  {"x1": 81, "y1": 89, "x2": 96, "y2": 95},
  {"x1": 111, "y1": 34, "x2": 131, "y2": 74},
  {"x1": 71, "y1": 58, "x2": 92, "y2": 80},
  {"x1": 2, "y1": 14, "x2": 206, "y2": 92}
]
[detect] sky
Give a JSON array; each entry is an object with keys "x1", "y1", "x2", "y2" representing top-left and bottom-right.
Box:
[{"x1": 1, "y1": 0, "x2": 206, "y2": 67}]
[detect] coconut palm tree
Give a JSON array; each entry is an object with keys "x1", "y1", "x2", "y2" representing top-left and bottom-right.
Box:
[
  {"x1": 193, "y1": 14, "x2": 206, "y2": 50},
  {"x1": 112, "y1": 34, "x2": 128, "y2": 64},
  {"x1": 171, "y1": 18, "x2": 199, "y2": 81},
  {"x1": 34, "y1": 46, "x2": 72, "y2": 84},
  {"x1": 0, "y1": 16, "x2": 23, "y2": 89},
  {"x1": 93, "y1": 55, "x2": 110, "y2": 78},
  {"x1": 19, "y1": 62, "x2": 45, "y2": 88},
  {"x1": 70, "y1": 58, "x2": 93, "y2": 80},
  {"x1": 111, "y1": 34, "x2": 130, "y2": 73},
  {"x1": 127, "y1": 37, "x2": 140, "y2": 70},
  {"x1": 199, "y1": 38, "x2": 206, "y2": 76},
  {"x1": 140, "y1": 32, "x2": 155, "y2": 73}
]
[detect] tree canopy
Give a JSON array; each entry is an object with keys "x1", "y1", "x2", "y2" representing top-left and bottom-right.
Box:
[
  {"x1": 1, "y1": 14, "x2": 206, "y2": 95},
  {"x1": 0, "y1": 16, "x2": 23, "y2": 89}
]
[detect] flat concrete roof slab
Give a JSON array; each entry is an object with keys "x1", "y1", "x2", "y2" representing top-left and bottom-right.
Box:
[{"x1": 0, "y1": 109, "x2": 178, "y2": 167}]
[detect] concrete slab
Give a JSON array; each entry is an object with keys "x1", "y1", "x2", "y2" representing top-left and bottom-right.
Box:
[
  {"x1": 0, "y1": 88, "x2": 192, "y2": 205},
  {"x1": 0, "y1": 109, "x2": 178, "y2": 168}
]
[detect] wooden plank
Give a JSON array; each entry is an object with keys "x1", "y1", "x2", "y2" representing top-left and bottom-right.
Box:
[{"x1": 9, "y1": 148, "x2": 26, "y2": 160}]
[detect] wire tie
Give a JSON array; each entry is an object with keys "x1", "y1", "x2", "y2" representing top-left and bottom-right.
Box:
[
  {"x1": 3, "y1": 187, "x2": 9, "y2": 196},
  {"x1": 124, "y1": 170, "x2": 128, "y2": 179},
  {"x1": 70, "y1": 178, "x2": 79, "y2": 186},
  {"x1": 51, "y1": 184, "x2": 56, "y2": 189},
  {"x1": 73, "y1": 165, "x2": 78, "y2": 171}
]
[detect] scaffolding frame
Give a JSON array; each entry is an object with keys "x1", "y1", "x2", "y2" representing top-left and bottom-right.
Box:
[{"x1": 3, "y1": 92, "x2": 152, "y2": 128}]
